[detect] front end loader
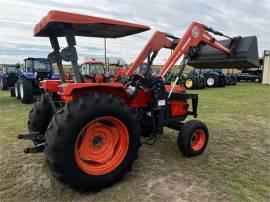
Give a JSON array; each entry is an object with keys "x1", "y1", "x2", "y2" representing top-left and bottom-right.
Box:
[{"x1": 18, "y1": 10, "x2": 259, "y2": 191}]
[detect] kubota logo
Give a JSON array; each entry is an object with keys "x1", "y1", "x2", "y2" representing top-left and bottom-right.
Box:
[{"x1": 192, "y1": 26, "x2": 200, "y2": 38}]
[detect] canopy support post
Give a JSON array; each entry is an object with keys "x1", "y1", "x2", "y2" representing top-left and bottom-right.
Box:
[
  {"x1": 62, "y1": 23, "x2": 82, "y2": 83},
  {"x1": 48, "y1": 35, "x2": 66, "y2": 83}
]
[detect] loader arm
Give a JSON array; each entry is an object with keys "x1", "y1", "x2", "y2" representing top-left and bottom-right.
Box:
[
  {"x1": 125, "y1": 31, "x2": 177, "y2": 76},
  {"x1": 159, "y1": 22, "x2": 232, "y2": 77}
]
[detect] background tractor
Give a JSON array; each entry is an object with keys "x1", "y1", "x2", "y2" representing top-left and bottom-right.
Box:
[
  {"x1": 164, "y1": 71, "x2": 205, "y2": 90},
  {"x1": 18, "y1": 10, "x2": 259, "y2": 191},
  {"x1": 80, "y1": 60, "x2": 111, "y2": 82},
  {"x1": 0, "y1": 64, "x2": 20, "y2": 96},
  {"x1": 202, "y1": 69, "x2": 227, "y2": 87},
  {"x1": 184, "y1": 70, "x2": 206, "y2": 89},
  {"x1": 14, "y1": 57, "x2": 60, "y2": 103}
]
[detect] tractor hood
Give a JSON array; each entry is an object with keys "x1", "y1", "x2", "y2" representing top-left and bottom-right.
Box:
[
  {"x1": 22, "y1": 71, "x2": 52, "y2": 79},
  {"x1": 22, "y1": 72, "x2": 36, "y2": 79}
]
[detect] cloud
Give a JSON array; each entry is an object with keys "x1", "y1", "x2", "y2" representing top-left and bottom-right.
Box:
[{"x1": 0, "y1": 0, "x2": 269, "y2": 64}]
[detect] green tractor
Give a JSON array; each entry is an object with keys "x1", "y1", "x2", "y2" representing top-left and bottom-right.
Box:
[
  {"x1": 164, "y1": 70, "x2": 206, "y2": 89},
  {"x1": 183, "y1": 70, "x2": 206, "y2": 89}
]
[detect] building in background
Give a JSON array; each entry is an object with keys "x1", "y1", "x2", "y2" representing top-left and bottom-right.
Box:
[{"x1": 262, "y1": 50, "x2": 270, "y2": 85}]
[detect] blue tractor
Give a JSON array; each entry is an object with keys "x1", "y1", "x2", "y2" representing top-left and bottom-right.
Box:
[
  {"x1": 201, "y1": 69, "x2": 227, "y2": 87},
  {"x1": 14, "y1": 57, "x2": 60, "y2": 104},
  {"x1": 0, "y1": 64, "x2": 20, "y2": 96}
]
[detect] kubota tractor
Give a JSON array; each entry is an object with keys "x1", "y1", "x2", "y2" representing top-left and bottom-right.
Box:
[
  {"x1": 80, "y1": 60, "x2": 111, "y2": 83},
  {"x1": 18, "y1": 10, "x2": 259, "y2": 191}
]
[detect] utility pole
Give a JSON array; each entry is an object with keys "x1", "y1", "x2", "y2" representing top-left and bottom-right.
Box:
[{"x1": 104, "y1": 38, "x2": 107, "y2": 70}]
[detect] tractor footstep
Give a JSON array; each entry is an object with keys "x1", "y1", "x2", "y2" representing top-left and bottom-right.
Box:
[
  {"x1": 24, "y1": 143, "x2": 45, "y2": 154},
  {"x1": 17, "y1": 132, "x2": 45, "y2": 141}
]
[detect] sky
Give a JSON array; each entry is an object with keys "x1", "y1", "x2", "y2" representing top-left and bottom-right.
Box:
[{"x1": 0, "y1": 0, "x2": 269, "y2": 64}]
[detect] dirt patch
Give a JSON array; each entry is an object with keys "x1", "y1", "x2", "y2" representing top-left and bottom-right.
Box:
[{"x1": 0, "y1": 138, "x2": 224, "y2": 202}]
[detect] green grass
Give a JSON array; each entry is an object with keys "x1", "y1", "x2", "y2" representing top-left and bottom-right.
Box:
[{"x1": 0, "y1": 83, "x2": 269, "y2": 201}]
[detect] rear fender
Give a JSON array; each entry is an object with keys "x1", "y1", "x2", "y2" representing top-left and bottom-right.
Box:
[
  {"x1": 205, "y1": 72, "x2": 219, "y2": 77},
  {"x1": 39, "y1": 80, "x2": 62, "y2": 92},
  {"x1": 58, "y1": 82, "x2": 130, "y2": 103}
]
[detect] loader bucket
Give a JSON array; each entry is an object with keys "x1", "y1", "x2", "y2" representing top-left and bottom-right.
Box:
[{"x1": 188, "y1": 36, "x2": 260, "y2": 69}]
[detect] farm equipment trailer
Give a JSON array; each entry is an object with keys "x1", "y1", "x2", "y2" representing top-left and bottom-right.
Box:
[
  {"x1": 18, "y1": 10, "x2": 259, "y2": 191},
  {"x1": 236, "y1": 67, "x2": 262, "y2": 82},
  {"x1": 14, "y1": 57, "x2": 60, "y2": 104}
]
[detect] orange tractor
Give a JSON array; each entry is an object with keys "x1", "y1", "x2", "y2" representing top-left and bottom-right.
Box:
[
  {"x1": 18, "y1": 10, "x2": 259, "y2": 190},
  {"x1": 80, "y1": 60, "x2": 110, "y2": 83}
]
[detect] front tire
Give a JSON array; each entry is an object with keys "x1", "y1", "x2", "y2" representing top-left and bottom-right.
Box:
[
  {"x1": 20, "y1": 79, "x2": 34, "y2": 104},
  {"x1": 184, "y1": 77, "x2": 196, "y2": 89},
  {"x1": 10, "y1": 87, "x2": 15, "y2": 97},
  {"x1": 28, "y1": 93, "x2": 54, "y2": 145},
  {"x1": 205, "y1": 76, "x2": 217, "y2": 87},
  {"x1": 15, "y1": 82, "x2": 21, "y2": 99},
  {"x1": 178, "y1": 120, "x2": 209, "y2": 157},
  {"x1": 45, "y1": 94, "x2": 140, "y2": 190}
]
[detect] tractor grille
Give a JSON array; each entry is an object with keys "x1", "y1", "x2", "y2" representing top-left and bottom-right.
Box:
[
  {"x1": 7, "y1": 74, "x2": 18, "y2": 86},
  {"x1": 36, "y1": 72, "x2": 51, "y2": 80}
]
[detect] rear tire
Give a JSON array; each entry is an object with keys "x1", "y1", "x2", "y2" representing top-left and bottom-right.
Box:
[
  {"x1": 178, "y1": 120, "x2": 209, "y2": 157},
  {"x1": 219, "y1": 77, "x2": 226, "y2": 87},
  {"x1": 255, "y1": 78, "x2": 261, "y2": 83},
  {"x1": 140, "y1": 114, "x2": 153, "y2": 137},
  {"x1": 0, "y1": 77, "x2": 8, "y2": 90},
  {"x1": 10, "y1": 87, "x2": 15, "y2": 97},
  {"x1": 45, "y1": 94, "x2": 140, "y2": 190},
  {"x1": 28, "y1": 93, "x2": 54, "y2": 145},
  {"x1": 20, "y1": 78, "x2": 34, "y2": 104}
]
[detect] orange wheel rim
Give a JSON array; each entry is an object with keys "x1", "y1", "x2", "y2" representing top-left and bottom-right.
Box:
[
  {"x1": 74, "y1": 116, "x2": 129, "y2": 175},
  {"x1": 191, "y1": 129, "x2": 206, "y2": 151}
]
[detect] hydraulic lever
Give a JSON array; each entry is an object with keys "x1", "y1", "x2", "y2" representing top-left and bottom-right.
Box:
[{"x1": 168, "y1": 56, "x2": 189, "y2": 98}]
